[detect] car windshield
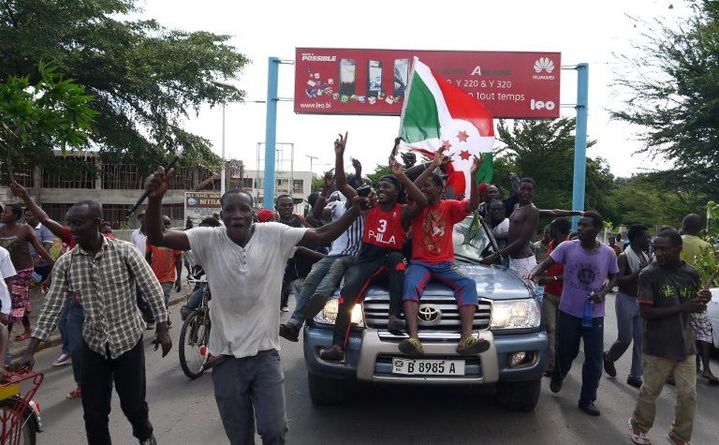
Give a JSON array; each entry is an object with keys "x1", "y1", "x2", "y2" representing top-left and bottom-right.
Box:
[{"x1": 452, "y1": 213, "x2": 498, "y2": 263}]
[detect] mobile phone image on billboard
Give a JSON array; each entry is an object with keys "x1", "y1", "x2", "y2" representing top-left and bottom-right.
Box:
[
  {"x1": 339, "y1": 59, "x2": 357, "y2": 96},
  {"x1": 367, "y1": 60, "x2": 383, "y2": 98},
  {"x1": 394, "y1": 58, "x2": 410, "y2": 98}
]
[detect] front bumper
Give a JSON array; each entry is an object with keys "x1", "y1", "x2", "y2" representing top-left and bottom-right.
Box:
[{"x1": 303, "y1": 324, "x2": 548, "y2": 384}]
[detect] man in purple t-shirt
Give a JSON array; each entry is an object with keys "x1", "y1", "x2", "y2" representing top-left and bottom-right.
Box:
[{"x1": 527, "y1": 212, "x2": 618, "y2": 416}]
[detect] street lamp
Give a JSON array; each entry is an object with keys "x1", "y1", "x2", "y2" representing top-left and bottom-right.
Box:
[
  {"x1": 305, "y1": 154, "x2": 318, "y2": 174},
  {"x1": 210, "y1": 80, "x2": 240, "y2": 195}
]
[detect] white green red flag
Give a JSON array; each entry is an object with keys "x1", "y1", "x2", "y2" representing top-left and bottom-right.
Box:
[{"x1": 399, "y1": 57, "x2": 495, "y2": 198}]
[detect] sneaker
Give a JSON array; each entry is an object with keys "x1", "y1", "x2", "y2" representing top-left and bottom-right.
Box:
[
  {"x1": 281, "y1": 306, "x2": 290, "y2": 313},
  {"x1": 629, "y1": 418, "x2": 651, "y2": 445},
  {"x1": 603, "y1": 351, "x2": 617, "y2": 378},
  {"x1": 66, "y1": 387, "x2": 81, "y2": 400},
  {"x1": 319, "y1": 345, "x2": 344, "y2": 363},
  {"x1": 667, "y1": 433, "x2": 690, "y2": 445},
  {"x1": 53, "y1": 353, "x2": 71, "y2": 367},
  {"x1": 279, "y1": 323, "x2": 300, "y2": 342},
  {"x1": 550, "y1": 374, "x2": 563, "y2": 393},
  {"x1": 139, "y1": 434, "x2": 158, "y2": 445},
  {"x1": 180, "y1": 305, "x2": 194, "y2": 321},
  {"x1": 398, "y1": 337, "x2": 424, "y2": 357},
  {"x1": 627, "y1": 376, "x2": 643, "y2": 388},
  {"x1": 456, "y1": 336, "x2": 490, "y2": 355},
  {"x1": 387, "y1": 316, "x2": 405, "y2": 335},
  {"x1": 578, "y1": 401, "x2": 601, "y2": 416}
]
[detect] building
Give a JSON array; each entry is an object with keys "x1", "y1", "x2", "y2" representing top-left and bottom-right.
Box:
[
  {"x1": 241, "y1": 169, "x2": 313, "y2": 213},
  {"x1": 0, "y1": 151, "x2": 242, "y2": 228}
]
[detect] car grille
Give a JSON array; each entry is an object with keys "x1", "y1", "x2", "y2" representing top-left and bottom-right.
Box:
[{"x1": 363, "y1": 295, "x2": 491, "y2": 331}]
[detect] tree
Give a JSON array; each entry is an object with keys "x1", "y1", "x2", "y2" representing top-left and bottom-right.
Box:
[
  {"x1": 0, "y1": 63, "x2": 96, "y2": 180},
  {"x1": 0, "y1": 0, "x2": 248, "y2": 172},
  {"x1": 612, "y1": 0, "x2": 719, "y2": 196},
  {"x1": 495, "y1": 118, "x2": 615, "y2": 219}
]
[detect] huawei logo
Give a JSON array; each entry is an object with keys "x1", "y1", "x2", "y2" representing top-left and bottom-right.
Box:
[{"x1": 533, "y1": 57, "x2": 555, "y2": 74}]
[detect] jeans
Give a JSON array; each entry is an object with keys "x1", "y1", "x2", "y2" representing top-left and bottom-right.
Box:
[
  {"x1": 59, "y1": 302, "x2": 70, "y2": 355},
  {"x1": 542, "y1": 292, "x2": 561, "y2": 371},
  {"x1": 187, "y1": 283, "x2": 207, "y2": 310},
  {"x1": 160, "y1": 282, "x2": 173, "y2": 308},
  {"x1": 402, "y1": 260, "x2": 478, "y2": 306},
  {"x1": 289, "y1": 255, "x2": 355, "y2": 327},
  {"x1": 631, "y1": 354, "x2": 696, "y2": 442},
  {"x1": 212, "y1": 350, "x2": 287, "y2": 445},
  {"x1": 606, "y1": 292, "x2": 643, "y2": 379},
  {"x1": 554, "y1": 310, "x2": 604, "y2": 406},
  {"x1": 80, "y1": 338, "x2": 153, "y2": 444},
  {"x1": 64, "y1": 297, "x2": 85, "y2": 384}
]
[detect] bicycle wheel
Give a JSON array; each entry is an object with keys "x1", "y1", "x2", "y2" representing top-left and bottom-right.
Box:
[
  {"x1": 179, "y1": 310, "x2": 211, "y2": 379},
  {"x1": 0, "y1": 396, "x2": 37, "y2": 445}
]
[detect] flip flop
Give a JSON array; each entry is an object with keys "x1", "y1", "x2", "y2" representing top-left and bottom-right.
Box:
[
  {"x1": 14, "y1": 334, "x2": 29, "y2": 342},
  {"x1": 703, "y1": 373, "x2": 719, "y2": 386}
]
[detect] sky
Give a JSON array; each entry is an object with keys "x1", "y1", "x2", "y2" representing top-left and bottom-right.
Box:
[{"x1": 139, "y1": 0, "x2": 687, "y2": 179}]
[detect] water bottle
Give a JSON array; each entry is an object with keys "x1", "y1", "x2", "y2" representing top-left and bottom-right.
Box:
[
  {"x1": 535, "y1": 284, "x2": 544, "y2": 305},
  {"x1": 582, "y1": 299, "x2": 593, "y2": 329}
]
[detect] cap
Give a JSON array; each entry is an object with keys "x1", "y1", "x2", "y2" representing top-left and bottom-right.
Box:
[{"x1": 257, "y1": 209, "x2": 275, "y2": 223}]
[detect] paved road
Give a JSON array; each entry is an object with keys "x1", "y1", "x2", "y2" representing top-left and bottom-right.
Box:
[{"x1": 30, "y1": 294, "x2": 719, "y2": 444}]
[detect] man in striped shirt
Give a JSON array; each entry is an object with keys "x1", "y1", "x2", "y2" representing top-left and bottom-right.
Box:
[
  {"x1": 279, "y1": 172, "x2": 365, "y2": 342},
  {"x1": 15, "y1": 200, "x2": 170, "y2": 445}
]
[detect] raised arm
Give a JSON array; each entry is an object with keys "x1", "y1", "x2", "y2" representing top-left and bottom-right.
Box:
[
  {"x1": 538, "y1": 209, "x2": 584, "y2": 218},
  {"x1": 298, "y1": 197, "x2": 364, "y2": 247},
  {"x1": 10, "y1": 182, "x2": 66, "y2": 240},
  {"x1": 144, "y1": 168, "x2": 191, "y2": 251},
  {"x1": 334, "y1": 132, "x2": 358, "y2": 201},
  {"x1": 311, "y1": 174, "x2": 334, "y2": 221},
  {"x1": 466, "y1": 155, "x2": 483, "y2": 213},
  {"x1": 396, "y1": 150, "x2": 436, "y2": 228}
]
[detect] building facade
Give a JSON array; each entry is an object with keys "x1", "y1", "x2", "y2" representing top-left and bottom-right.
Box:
[
  {"x1": 241, "y1": 169, "x2": 313, "y2": 213},
  {"x1": 0, "y1": 151, "x2": 242, "y2": 229}
]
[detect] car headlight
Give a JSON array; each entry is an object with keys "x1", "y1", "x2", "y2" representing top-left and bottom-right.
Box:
[
  {"x1": 490, "y1": 299, "x2": 541, "y2": 330},
  {"x1": 313, "y1": 298, "x2": 364, "y2": 326}
]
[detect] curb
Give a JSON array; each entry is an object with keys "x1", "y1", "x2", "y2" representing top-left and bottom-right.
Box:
[{"x1": 10, "y1": 295, "x2": 187, "y2": 357}]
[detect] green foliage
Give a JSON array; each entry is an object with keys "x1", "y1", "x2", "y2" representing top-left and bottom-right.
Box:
[
  {"x1": 0, "y1": 63, "x2": 96, "y2": 176},
  {"x1": 0, "y1": 0, "x2": 249, "y2": 173},
  {"x1": 495, "y1": 118, "x2": 614, "y2": 221},
  {"x1": 606, "y1": 173, "x2": 706, "y2": 228},
  {"x1": 367, "y1": 165, "x2": 392, "y2": 185},
  {"x1": 612, "y1": 0, "x2": 719, "y2": 196}
]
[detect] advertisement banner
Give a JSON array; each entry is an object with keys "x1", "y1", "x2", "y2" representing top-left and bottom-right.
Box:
[
  {"x1": 184, "y1": 192, "x2": 221, "y2": 226},
  {"x1": 295, "y1": 48, "x2": 561, "y2": 119}
]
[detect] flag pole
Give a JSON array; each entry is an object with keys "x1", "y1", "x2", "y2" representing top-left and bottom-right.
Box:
[{"x1": 397, "y1": 56, "x2": 420, "y2": 139}]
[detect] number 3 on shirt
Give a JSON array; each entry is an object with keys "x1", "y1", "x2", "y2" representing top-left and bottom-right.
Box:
[{"x1": 377, "y1": 219, "x2": 387, "y2": 233}]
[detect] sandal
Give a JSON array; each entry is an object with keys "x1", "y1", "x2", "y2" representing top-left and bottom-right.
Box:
[
  {"x1": 14, "y1": 334, "x2": 30, "y2": 342},
  {"x1": 702, "y1": 372, "x2": 719, "y2": 386},
  {"x1": 398, "y1": 337, "x2": 424, "y2": 356},
  {"x1": 66, "y1": 387, "x2": 81, "y2": 399},
  {"x1": 319, "y1": 345, "x2": 344, "y2": 363},
  {"x1": 456, "y1": 336, "x2": 490, "y2": 355}
]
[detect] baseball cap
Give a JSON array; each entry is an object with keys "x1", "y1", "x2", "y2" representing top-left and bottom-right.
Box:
[{"x1": 257, "y1": 209, "x2": 275, "y2": 223}]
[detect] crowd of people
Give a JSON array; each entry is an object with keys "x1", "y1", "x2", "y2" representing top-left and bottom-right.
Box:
[{"x1": 0, "y1": 133, "x2": 712, "y2": 445}]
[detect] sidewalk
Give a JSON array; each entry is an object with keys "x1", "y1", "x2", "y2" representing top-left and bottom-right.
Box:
[{"x1": 9, "y1": 283, "x2": 191, "y2": 358}]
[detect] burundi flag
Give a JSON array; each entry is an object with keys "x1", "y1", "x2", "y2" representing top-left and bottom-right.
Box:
[{"x1": 399, "y1": 57, "x2": 495, "y2": 198}]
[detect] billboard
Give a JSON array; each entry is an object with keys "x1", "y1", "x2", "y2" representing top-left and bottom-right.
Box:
[
  {"x1": 184, "y1": 192, "x2": 221, "y2": 226},
  {"x1": 295, "y1": 48, "x2": 561, "y2": 119}
]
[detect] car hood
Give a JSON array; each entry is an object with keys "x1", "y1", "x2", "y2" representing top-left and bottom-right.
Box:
[{"x1": 365, "y1": 263, "x2": 533, "y2": 301}]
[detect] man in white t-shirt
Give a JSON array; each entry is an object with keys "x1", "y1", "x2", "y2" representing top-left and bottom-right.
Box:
[
  {"x1": 130, "y1": 208, "x2": 147, "y2": 256},
  {"x1": 144, "y1": 166, "x2": 365, "y2": 445},
  {"x1": 0, "y1": 246, "x2": 17, "y2": 325}
]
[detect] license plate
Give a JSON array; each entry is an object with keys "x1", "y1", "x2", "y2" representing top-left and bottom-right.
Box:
[{"x1": 391, "y1": 358, "x2": 465, "y2": 376}]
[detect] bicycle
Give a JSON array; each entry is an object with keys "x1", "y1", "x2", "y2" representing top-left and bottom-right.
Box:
[
  {"x1": 179, "y1": 279, "x2": 211, "y2": 379},
  {"x1": 0, "y1": 371, "x2": 43, "y2": 445}
]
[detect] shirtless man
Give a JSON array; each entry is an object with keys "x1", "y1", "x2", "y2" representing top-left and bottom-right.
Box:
[
  {"x1": 480, "y1": 178, "x2": 539, "y2": 276},
  {"x1": 481, "y1": 177, "x2": 583, "y2": 276}
]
